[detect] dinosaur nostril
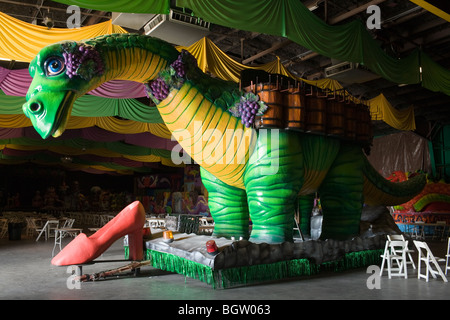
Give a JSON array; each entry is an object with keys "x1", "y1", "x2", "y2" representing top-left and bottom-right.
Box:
[{"x1": 29, "y1": 102, "x2": 41, "y2": 113}]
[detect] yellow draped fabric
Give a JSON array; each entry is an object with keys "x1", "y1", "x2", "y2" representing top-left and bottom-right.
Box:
[
  {"x1": 0, "y1": 114, "x2": 172, "y2": 139},
  {"x1": 177, "y1": 37, "x2": 342, "y2": 92},
  {"x1": 0, "y1": 11, "x2": 414, "y2": 133},
  {"x1": 409, "y1": 1, "x2": 450, "y2": 22},
  {"x1": 368, "y1": 94, "x2": 416, "y2": 131},
  {"x1": 180, "y1": 37, "x2": 414, "y2": 131},
  {"x1": 0, "y1": 12, "x2": 127, "y2": 62}
]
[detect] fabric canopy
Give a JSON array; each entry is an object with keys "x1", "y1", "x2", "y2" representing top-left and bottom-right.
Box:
[
  {"x1": 52, "y1": 0, "x2": 170, "y2": 14},
  {"x1": 176, "y1": 0, "x2": 449, "y2": 96},
  {"x1": 0, "y1": 12, "x2": 127, "y2": 62},
  {"x1": 47, "y1": 0, "x2": 450, "y2": 95},
  {"x1": 0, "y1": 3, "x2": 427, "y2": 172},
  {"x1": 368, "y1": 94, "x2": 416, "y2": 131},
  {"x1": 0, "y1": 33, "x2": 416, "y2": 133}
]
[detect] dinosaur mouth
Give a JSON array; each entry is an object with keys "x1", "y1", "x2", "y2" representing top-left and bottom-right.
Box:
[
  {"x1": 24, "y1": 90, "x2": 77, "y2": 139},
  {"x1": 51, "y1": 90, "x2": 77, "y2": 138}
]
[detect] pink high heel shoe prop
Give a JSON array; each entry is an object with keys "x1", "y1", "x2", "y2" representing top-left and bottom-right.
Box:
[{"x1": 51, "y1": 201, "x2": 146, "y2": 266}]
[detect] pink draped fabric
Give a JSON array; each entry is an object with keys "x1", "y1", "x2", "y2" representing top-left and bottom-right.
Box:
[
  {"x1": 0, "y1": 127, "x2": 179, "y2": 151},
  {"x1": 0, "y1": 66, "x2": 147, "y2": 98}
]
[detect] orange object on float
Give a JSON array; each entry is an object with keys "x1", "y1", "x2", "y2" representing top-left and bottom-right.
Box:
[
  {"x1": 206, "y1": 240, "x2": 218, "y2": 255},
  {"x1": 163, "y1": 230, "x2": 174, "y2": 243}
]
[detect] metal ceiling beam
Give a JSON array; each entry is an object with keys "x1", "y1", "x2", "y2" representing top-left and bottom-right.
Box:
[
  {"x1": 289, "y1": 0, "x2": 388, "y2": 64},
  {"x1": 241, "y1": 39, "x2": 292, "y2": 64},
  {"x1": 328, "y1": 0, "x2": 387, "y2": 24},
  {"x1": 0, "y1": 0, "x2": 108, "y2": 19}
]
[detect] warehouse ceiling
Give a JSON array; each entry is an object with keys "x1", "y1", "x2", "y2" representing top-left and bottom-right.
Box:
[{"x1": 0, "y1": 0, "x2": 449, "y2": 141}]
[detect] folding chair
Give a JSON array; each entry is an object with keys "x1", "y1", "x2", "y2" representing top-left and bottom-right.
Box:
[
  {"x1": 412, "y1": 221, "x2": 425, "y2": 240},
  {"x1": 36, "y1": 219, "x2": 59, "y2": 241},
  {"x1": 413, "y1": 240, "x2": 448, "y2": 282},
  {"x1": 0, "y1": 218, "x2": 8, "y2": 238},
  {"x1": 445, "y1": 237, "x2": 450, "y2": 276},
  {"x1": 387, "y1": 234, "x2": 416, "y2": 269},
  {"x1": 433, "y1": 221, "x2": 447, "y2": 241},
  {"x1": 380, "y1": 240, "x2": 409, "y2": 279}
]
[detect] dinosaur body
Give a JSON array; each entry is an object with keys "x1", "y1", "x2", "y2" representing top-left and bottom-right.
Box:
[{"x1": 23, "y1": 34, "x2": 426, "y2": 243}]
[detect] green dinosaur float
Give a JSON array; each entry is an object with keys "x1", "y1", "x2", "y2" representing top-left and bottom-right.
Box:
[{"x1": 23, "y1": 33, "x2": 426, "y2": 243}]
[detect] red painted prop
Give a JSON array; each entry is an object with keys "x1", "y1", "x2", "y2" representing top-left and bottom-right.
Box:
[{"x1": 51, "y1": 201, "x2": 146, "y2": 266}]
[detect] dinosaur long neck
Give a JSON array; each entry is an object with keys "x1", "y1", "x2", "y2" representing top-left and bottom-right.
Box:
[
  {"x1": 99, "y1": 47, "x2": 168, "y2": 84},
  {"x1": 88, "y1": 34, "x2": 254, "y2": 188},
  {"x1": 84, "y1": 34, "x2": 178, "y2": 91},
  {"x1": 157, "y1": 81, "x2": 255, "y2": 189}
]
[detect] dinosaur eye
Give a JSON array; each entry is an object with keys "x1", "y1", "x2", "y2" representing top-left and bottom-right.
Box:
[{"x1": 44, "y1": 57, "x2": 65, "y2": 76}]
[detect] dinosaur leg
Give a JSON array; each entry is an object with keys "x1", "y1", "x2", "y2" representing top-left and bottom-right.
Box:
[
  {"x1": 298, "y1": 194, "x2": 315, "y2": 237},
  {"x1": 318, "y1": 144, "x2": 364, "y2": 240},
  {"x1": 244, "y1": 130, "x2": 304, "y2": 243},
  {"x1": 200, "y1": 167, "x2": 250, "y2": 239}
]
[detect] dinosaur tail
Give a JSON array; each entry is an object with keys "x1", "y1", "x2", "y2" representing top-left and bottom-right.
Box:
[{"x1": 362, "y1": 156, "x2": 426, "y2": 206}]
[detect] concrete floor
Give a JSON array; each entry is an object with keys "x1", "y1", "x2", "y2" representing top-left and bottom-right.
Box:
[{"x1": 0, "y1": 235, "x2": 448, "y2": 301}]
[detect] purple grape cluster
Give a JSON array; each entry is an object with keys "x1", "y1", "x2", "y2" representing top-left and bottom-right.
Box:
[
  {"x1": 62, "y1": 44, "x2": 104, "y2": 79},
  {"x1": 238, "y1": 100, "x2": 259, "y2": 127},
  {"x1": 149, "y1": 78, "x2": 169, "y2": 101},
  {"x1": 170, "y1": 54, "x2": 186, "y2": 78}
]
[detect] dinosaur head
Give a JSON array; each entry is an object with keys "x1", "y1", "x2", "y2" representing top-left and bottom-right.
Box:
[{"x1": 23, "y1": 40, "x2": 104, "y2": 139}]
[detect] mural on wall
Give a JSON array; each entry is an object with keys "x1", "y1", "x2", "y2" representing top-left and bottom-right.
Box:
[
  {"x1": 388, "y1": 170, "x2": 450, "y2": 228},
  {"x1": 23, "y1": 33, "x2": 426, "y2": 245},
  {"x1": 137, "y1": 174, "x2": 172, "y2": 189}
]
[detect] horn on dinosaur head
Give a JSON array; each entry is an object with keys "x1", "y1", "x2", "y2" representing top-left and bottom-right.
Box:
[{"x1": 23, "y1": 40, "x2": 105, "y2": 139}]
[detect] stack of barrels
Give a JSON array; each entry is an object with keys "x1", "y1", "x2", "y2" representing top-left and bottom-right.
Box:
[{"x1": 240, "y1": 70, "x2": 373, "y2": 147}]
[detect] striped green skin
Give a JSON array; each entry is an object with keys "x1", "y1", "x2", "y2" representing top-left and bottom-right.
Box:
[
  {"x1": 243, "y1": 131, "x2": 342, "y2": 242},
  {"x1": 318, "y1": 143, "x2": 365, "y2": 239},
  {"x1": 200, "y1": 168, "x2": 250, "y2": 239},
  {"x1": 298, "y1": 194, "x2": 315, "y2": 236}
]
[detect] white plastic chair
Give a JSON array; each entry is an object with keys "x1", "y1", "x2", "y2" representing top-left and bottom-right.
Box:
[
  {"x1": 36, "y1": 219, "x2": 59, "y2": 241},
  {"x1": 412, "y1": 221, "x2": 425, "y2": 240},
  {"x1": 387, "y1": 234, "x2": 416, "y2": 269},
  {"x1": 0, "y1": 218, "x2": 8, "y2": 238},
  {"x1": 380, "y1": 240, "x2": 409, "y2": 279},
  {"x1": 445, "y1": 237, "x2": 450, "y2": 276},
  {"x1": 62, "y1": 218, "x2": 75, "y2": 228},
  {"x1": 413, "y1": 240, "x2": 448, "y2": 282},
  {"x1": 433, "y1": 221, "x2": 447, "y2": 241}
]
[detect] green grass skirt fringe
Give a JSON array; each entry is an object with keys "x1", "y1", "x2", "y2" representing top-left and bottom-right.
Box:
[{"x1": 125, "y1": 247, "x2": 383, "y2": 289}]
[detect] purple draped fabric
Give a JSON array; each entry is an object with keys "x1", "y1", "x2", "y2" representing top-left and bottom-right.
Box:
[
  {"x1": 0, "y1": 126, "x2": 179, "y2": 151},
  {"x1": 0, "y1": 66, "x2": 147, "y2": 98},
  {"x1": 0, "y1": 127, "x2": 25, "y2": 139},
  {"x1": 1, "y1": 148, "x2": 160, "y2": 170}
]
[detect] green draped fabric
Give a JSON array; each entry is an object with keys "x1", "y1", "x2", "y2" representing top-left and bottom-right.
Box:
[
  {"x1": 52, "y1": 0, "x2": 170, "y2": 14},
  {"x1": 0, "y1": 91, "x2": 163, "y2": 123},
  {"x1": 176, "y1": 0, "x2": 448, "y2": 95},
  {"x1": 0, "y1": 151, "x2": 154, "y2": 173},
  {"x1": 176, "y1": 1, "x2": 416, "y2": 83},
  {"x1": 49, "y1": 0, "x2": 450, "y2": 96},
  {"x1": 0, "y1": 136, "x2": 172, "y2": 158},
  {"x1": 421, "y1": 52, "x2": 450, "y2": 94}
]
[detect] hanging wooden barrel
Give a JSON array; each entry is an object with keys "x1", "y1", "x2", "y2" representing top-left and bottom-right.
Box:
[
  {"x1": 344, "y1": 102, "x2": 356, "y2": 140},
  {"x1": 305, "y1": 89, "x2": 326, "y2": 134},
  {"x1": 284, "y1": 86, "x2": 305, "y2": 131},
  {"x1": 355, "y1": 104, "x2": 372, "y2": 143},
  {"x1": 254, "y1": 83, "x2": 284, "y2": 129},
  {"x1": 326, "y1": 99, "x2": 345, "y2": 136}
]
